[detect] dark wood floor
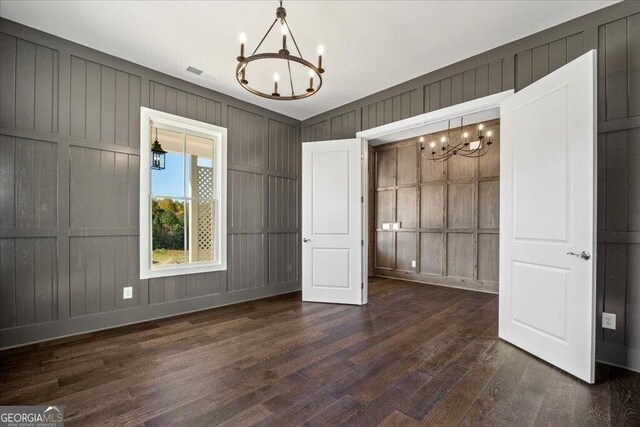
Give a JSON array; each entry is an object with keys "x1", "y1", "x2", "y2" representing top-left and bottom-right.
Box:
[{"x1": 1, "y1": 278, "x2": 638, "y2": 426}]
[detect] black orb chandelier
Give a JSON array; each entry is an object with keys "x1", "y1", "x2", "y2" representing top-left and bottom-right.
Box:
[
  {"x1": 236, "y1": 1, "x2": 324, "y2": 100},
  {"x1": 420, "y1": 118, "x2": 493, "y2": 162}
]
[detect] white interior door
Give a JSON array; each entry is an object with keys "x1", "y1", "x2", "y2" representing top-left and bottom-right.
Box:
[
  {"x1": 500, "y1": 50, "x2": 597, "y2": 383},
  {"x1": 302, "y1": 138, "x2": 363, "y2": 305}
]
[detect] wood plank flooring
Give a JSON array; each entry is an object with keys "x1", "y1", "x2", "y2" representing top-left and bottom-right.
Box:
[{"x1": 1, "y1": 277, "x2": 639, "y2": 426}]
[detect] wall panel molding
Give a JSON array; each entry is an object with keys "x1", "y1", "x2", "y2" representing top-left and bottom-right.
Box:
[
  {"x1": 300, "y1": 1, "x2": 640, "y2": 371},
  {"x1": 372, "y1": 120, "x2": 500, "y2": 293},
  {"x1": 1, "y1": 3, "x2": 639, "y2": 371},
  {"x1": 0, "y1": 32, "x2": 59, "y2": 134},
  {"x1": 0, "y1": 281, "x2": 299, "y2": 349},
  {"x1": 302, "y1": 2, "x2": 639, "y2": 137},
  {"x1": 0, "y1": 17, "x2": 301, "y2": 348}
]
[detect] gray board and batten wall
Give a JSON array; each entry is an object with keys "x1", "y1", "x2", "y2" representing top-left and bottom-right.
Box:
[
  {"x1": 1, "y1": 1, "x2": 640, "y2": 373},
  {"x1": 0, "y1": 17, "x2": 301, "y2": 349},
  {"x1": 302, "y1": 1, "x2": 640, "y2": 371}
]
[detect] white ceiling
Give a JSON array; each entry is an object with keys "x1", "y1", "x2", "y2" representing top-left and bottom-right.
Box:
[{"x1": 0, "y1": 1, "x2": 617, "y2": 121}]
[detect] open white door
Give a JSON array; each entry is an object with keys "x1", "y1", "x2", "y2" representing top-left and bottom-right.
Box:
[
  {"x1": 500, "y1": 50, "x2": 597, "y2": 383},
  {"x1": 302, "y1": 138, "x2": 364, "y2": 305}
]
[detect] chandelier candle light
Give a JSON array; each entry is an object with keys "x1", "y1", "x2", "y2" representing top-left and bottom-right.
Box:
[
  {"x1": 236, "y1": 0, "x2": 325, "y2": 100},
  {"x1": 421, "y1": 118, "x2": 493, "y2": 162}
]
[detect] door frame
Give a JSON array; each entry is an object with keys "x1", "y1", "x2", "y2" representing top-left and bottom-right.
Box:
[{"x1": 356, "y1": 90, "x2": 514, "y2": 300}]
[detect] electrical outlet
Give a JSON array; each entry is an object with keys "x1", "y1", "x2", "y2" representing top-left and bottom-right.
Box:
[
  {"x1": 123, "y1": 286, "x2": 133, "y2": 300},
  {"x1": 602, "y1": 312, "x2": 616, "y2": 330},
  {"x1": 411, "y1": 260, "x2": 416, "y2": 268}
]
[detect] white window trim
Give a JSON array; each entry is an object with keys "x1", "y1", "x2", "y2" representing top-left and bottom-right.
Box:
[{"x1": 139, "y1": 107, "x2": 227, "y2": 279}]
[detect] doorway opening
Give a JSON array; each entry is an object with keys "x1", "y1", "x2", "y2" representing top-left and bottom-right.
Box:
[
  {"x1": 359, "y1": 90, "x2": 511, "y2": 296},
  {"x1": 368, "y1": 117, "x2": 501, "y2": 294},
  {"x1": 303, "y1": 50, "x2": 597, "y2": 383}
]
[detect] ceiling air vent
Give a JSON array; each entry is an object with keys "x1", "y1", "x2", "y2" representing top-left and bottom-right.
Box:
[
  {"x1": 186, "y1": 66, "x2": 204, "y2": 76},
  {"x1": 186, "y1": 66, "x2": 219, "y2": 83}
]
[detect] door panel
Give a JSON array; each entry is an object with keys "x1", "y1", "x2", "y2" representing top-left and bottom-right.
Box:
[
  {"x1": 500, "y1": 50, "x2": 596, "y2": 383},
  {"x1": 312, "y1": 248, "x2": 350, "y2": 288},
  {"x1": 511, "y1": 262, "x2": 569, "y2": 341},
  {"x1": 512, "y1": 86, "x2": 569, "y2": 241},
  {"x1": 302, "y1": 138, "x2": 363, "y2": 305},
  {"x1": 311, "y1": 150, "x2": 350, "y2": 235}
]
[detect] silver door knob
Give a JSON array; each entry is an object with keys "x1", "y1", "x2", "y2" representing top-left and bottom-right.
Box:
[
  {"x1": 303, "y1": 238, "x2": 311, "y2": 243},
  {"x1": 566, "y1": 250, "x2": 591, "y2": 260}
]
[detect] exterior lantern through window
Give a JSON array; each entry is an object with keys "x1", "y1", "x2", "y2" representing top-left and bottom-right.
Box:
[{"x1": 151, "y1": 127, "x2": 167, "y2": 170}]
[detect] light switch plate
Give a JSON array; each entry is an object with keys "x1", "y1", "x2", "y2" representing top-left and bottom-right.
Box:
[
  {"x1": 602, "y1": 312, "x2": 616, "y2": 330},
  {"x1": 382, "y1": 223, "x2": 391, "y2": 230},
  {"x1": 123, "y1": 286, "x2": 133, "y2": 299},
  {"x1": 392, "y1": 222, "x2": 400, "y2": 230},
  {"x1": 411, "y1": 260, "x2": 416, "y2": 268}
]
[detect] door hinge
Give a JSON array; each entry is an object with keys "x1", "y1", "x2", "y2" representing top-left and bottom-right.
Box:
[
  {"x1": 361, "y1": 196, "x2": 364, "y2": 203},
  {"x1": 361, "y1": 152, "x2": 364, "y2": 160},
  {"x1": 361, "y1": 240, "x2": 364, "y2": 246},
  {"x1": 361, "y1": 282, "x2": 364, "y2": 289}
]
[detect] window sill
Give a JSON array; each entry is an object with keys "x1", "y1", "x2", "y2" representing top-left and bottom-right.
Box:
[{"x1": 140, "y1": 262, "x2": 227, "y2": 279}]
